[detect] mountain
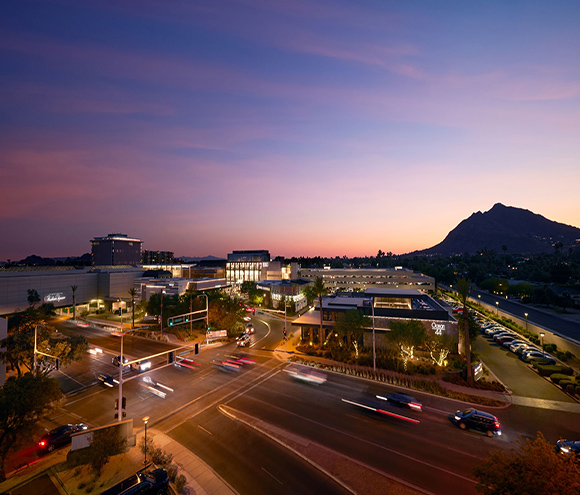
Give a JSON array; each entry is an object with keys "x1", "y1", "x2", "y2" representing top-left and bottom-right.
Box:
[{"x1": 416, "y1": 203, "x2": 580, "y2": 256}]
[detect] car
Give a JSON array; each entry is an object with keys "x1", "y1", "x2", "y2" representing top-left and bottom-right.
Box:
[
  {"x1": 376, "y1": 392, "x2": 422, "y2": 412},
  {"x1": 112, "y1": 355, "x2": 130, "y2": 367},
  {"x1": 38, "y1": 423, "x2": 88, "y2": 453},
  {"x1": 556, "y1": 439, "x2": 580, "y2": 458},
  {"x1": 133, "y1": 360, "x2": 152, "y2": 372},
  {"x1": 102, "y1": 468, "x2": 169, "y2": 495},
  {"x1": 495, "y1": 335, "x2": 517, "y2": 345},
  {"x1": 522, "y1": 350, "x2": 556, "y2": 364},
  {"x1": 493, "y1": 331, "x2": 514, "y2": 340},
  {"x1": 98, "y1": 373, "x2": 117, "y2": 387},
  {"x1": 452, "y1": 409, "x2": 501, "y2": 437},
  {"x1": 242, "y1": 316, "x2": 251, "y2": 322},
  {"x1": 503, "y1": 339, "x2": 525, "y2": 349},
  {"x1": 245, "y1": 322, "x2": 255, "y2": 334},
  {"x1": 508, "y1": 341, "x2": 531, "y2": 353},
  {"x1": 287, "y1": 364, "x2": 327, "y2": 385},
  {"x1": 237, "y1": 334, "x2": 251, "y2": 347},
  {"x1": 515, "y1": 344, "x2": 539, "y2": 356}
]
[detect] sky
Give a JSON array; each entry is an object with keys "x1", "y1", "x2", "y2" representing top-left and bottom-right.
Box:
[{"x1": 1, "y1": 0, "x2": 580, "y2": 260}]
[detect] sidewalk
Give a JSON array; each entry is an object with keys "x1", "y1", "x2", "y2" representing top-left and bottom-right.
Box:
[{"x1": 146, "y1": 428, "x2": 237, "y2": 495}]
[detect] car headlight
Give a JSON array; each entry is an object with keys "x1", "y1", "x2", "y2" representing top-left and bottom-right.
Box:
[
  {"x1": 561, "y1": 446, "x2": 570, "y2": 453},
  {"x1": 454, "y1": 415, "x2": 461, "y2": 421}
]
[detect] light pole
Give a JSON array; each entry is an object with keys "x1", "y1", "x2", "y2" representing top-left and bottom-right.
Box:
[
  {"x1": 495, "y1": 301, "x2": 499, "y2": 316},
  {"x1": 371, "y1": 296, "x2": 376, "y2": 373},
  {"x1": 540, "y1": 332, "x2": 545, "y2": 357},
  {"x1": 118, "y1": 297, "x2": 123, "y2": 332},
  {"x1": 525, "y1": 312, "x2": 529, "y2": 331},
  {"x1": 117, "y1": 329, "x2": 126, "y2": 423},
  {"x1": 159, "y1": 290, "x2": 165, "y2": 338},
  {"x1": 143, "y1": 416, "x2": 149, "y2": 465}
]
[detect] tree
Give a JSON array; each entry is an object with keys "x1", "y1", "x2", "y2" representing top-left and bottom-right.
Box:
[
  {"x1": 84, "y1": 427, "x2": 127, "y2": 476},
  {"x1": 0, "y1": 373, "x2": 63, "y2": 481},
  {"x1": 333, "y1": 309, "x2": 371, "y2": 358},
  {"x1": 457, "y1": 278, "x2": 473, "y2": 384},
  {"x1": 385, "y1": 320, "x2": 427, "y2": 371},
  {"x1": 128, "y1": 288, "x2": 136, "y2": 329},
  {"x1": 27, "y1": 289, "x2": 40, "y2": 309},
  {"x1": 311, "y1": 277, "x2": 328, "y2": 348},
  {"x1": 473, "y1": 432, "x2": 580, "y2": 495},
  {"x1": 71, "y1": 285, "x2": 77, "y2": 320},
  {"x1": 1, "y1": 304, "x2": 87, "y2": 377}
]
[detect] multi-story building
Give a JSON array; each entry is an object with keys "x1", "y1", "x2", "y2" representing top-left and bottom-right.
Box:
[
  {"x1": 257, "y1": 278, "x2": 312, "y2": 311},
  {"x1": 141, "y1": 250, "x2": 174, "y2": 265},
  {"x1": 300, "y1": 267, "x2": 435, "y2": 293},
  {"x1": 226, "y1": 250, "x2": 270, "y2": 284},
  {"x1": 91, "y1": 233, "x2": 142, "y2": 266}
]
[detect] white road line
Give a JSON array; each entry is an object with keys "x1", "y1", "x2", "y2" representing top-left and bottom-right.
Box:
[
  {"x1": 57, "y1": 370, "x2": 85, "y2": 386},
  {"x1": 262, "y1": 467, "x2": 283, "y2": 485},
  {"x1": 251, "y1": 320, "x2": 271, "y2": 348},
  {"x1": 198, "y1": 425, "x2": 213, "y2": 435}
]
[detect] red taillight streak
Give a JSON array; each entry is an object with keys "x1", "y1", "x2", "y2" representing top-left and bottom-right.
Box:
[{"x1": 377, "y1": 408, "x2": 421, "y2": 423}]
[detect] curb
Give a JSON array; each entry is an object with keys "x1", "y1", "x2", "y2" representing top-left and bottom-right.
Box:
[{"x1": 218, "y1": 404, "x2": 436, "y2": 495}]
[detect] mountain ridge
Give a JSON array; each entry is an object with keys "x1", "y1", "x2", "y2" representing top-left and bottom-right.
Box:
[{"x1": 414, "y1": 203, "x2": 580, "y2": 256}]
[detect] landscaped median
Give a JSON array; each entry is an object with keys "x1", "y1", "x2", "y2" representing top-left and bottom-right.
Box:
[
  {"x1": 218, "y1": 404, "x2": 429, "y2": 495},
  {"x1": 289, "y1": 358, "x2": 510, "y2": 408}
]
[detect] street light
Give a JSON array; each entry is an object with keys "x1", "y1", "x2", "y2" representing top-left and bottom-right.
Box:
[
  {"x1": 495, "y1": 301, "x2": 499, "y2": 316},
  {"x1": 540, "y1": 332, "x2": 545, "y2": 358},
  {"x1": 143, "y1": 416, "x2": 149, "y2": 465},
  {"x1": 524, "y1": 312, "x2": 529, "y2": 331},
  {"x1": 118, "y1": 297, "x2": 123, "y2": 332}
]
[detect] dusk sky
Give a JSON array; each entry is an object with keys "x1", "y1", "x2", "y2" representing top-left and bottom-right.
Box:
[{"x1": 2, "y1": 1, "x2": 579, "y2": 260}]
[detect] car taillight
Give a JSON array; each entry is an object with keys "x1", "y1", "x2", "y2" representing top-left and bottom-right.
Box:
[
  {"x1": 494, "y1": 421, "x2": 500, "y2": 429},
  {"x1": 39, "y1": 440, "x2": 45, "y2": 447},
  {"x1": 409, "y1": 403, "x2": 422, "y2": 412}
]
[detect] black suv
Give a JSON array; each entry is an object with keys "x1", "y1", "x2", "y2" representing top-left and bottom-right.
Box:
[
  {"x1": 38, "y1": 423, "x2": 88, "y2": 453},
  {"x1": 452, "y1": 409, "x2": 501, "y2": 437},
  {"x1": 102, "y1": 468, "x2": 169, "y2": 495}
]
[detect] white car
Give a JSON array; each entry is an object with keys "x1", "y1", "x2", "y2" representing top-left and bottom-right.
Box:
[{"x1": 522, "y1": 350, "x2": 555, "y2": 364}]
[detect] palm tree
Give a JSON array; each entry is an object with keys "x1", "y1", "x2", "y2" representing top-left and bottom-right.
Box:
[
  {"x1": 457, "y1": 278, "x2": 473, "y2": 385},
  {"x1": 71, "y1": 285, "x2": 77, "y2": 320},
  {"x1": 312, "y1": 277, "x2": 328, "y2": 348},
  {"x1": 128, "y1": 288, "x2": 136, "y2": 329}
]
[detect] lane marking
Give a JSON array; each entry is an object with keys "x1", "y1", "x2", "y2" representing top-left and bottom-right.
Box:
[
  {"x1": 262, "y1": 467, "x2": 283, "y2": 485},
  {"x1": 239, "y1": 395, "x2": 476, "y2": 485},
  {"x1": 198, "y1": 425, "x2": 213, "y2": 436},
  {"x1": 251, "y1": 320, "x2": 271, "y2": 348}
]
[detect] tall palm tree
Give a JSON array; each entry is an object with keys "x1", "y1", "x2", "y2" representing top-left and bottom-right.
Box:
[
  {"x1": 71, "y1": 285, "x2": 77, "y2": 320},
  {"x1": 457, "y1": 278, "x2": 473, "y2": 385},
  {"x1": 186, "y1": 287, "x2": 196, "y2": 333},
  {"x1": 128, "y1": 288, "x2": 136, "y2": 329},
  {"x1": 312, "y1": 277, "x2": 328, "y2": 348}
]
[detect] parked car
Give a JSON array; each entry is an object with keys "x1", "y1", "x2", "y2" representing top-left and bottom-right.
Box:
[
  {"x1": 521, "y1": 350, "x2": 556, "y2": 364},
  {"x1": 508, "y1": 342, "x2": 531, "y2": 353},
  {"x1": 504, "y1": 339, "x2": 525, "y2": 349},
  {"x1": 102, "y1": 468, "x2": 169, "y2": 495},
  {"x1": 496, "y1": 334, "x2": 517, "y2": 345},
  {"x1": 376, "y1": 392, "x2": 422, "y2": 412},
  {"x1": 38, "y1": 423, "x2": 88, "y2": 453},
  {"x1": 556, "y1": 439, "x2": 580, "y2": 458},
  {"x1": 452, "y1": 409, "x2": 501, "y2": 437},
  {"x1": 515, "y1": 344, "x2": 539, "y2": 356}
]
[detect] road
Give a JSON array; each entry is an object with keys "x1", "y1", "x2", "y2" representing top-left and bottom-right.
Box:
[{"x1": 9, "y1": 312, "x2": 580, "y2": 494}]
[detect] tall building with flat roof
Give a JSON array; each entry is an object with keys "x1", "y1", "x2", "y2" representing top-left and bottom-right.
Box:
[
  {"x1": 91, "y1": 233, "x2": 142, "y2": 266},
  {"x1": 226, "y1": 250, "x2": 270, "y2": 284},
  {"x1": 142, "y1": 250, "x2": 174, "y2": 265}
]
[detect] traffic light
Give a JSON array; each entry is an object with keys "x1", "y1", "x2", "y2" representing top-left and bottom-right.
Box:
[
  {"x1": 122, "y1": 397, "x2": 126, "y2": 410},
  {"x1": 252, "y1": 308, "x2": 255, "y2": 315},
  {"x1": 115, "y1": 399, "x2": 119, "y2": 410},
  {"x1": 55, "y1": 358, "x2": 60, "y2": 371},
  {"x1": 167, "y1": 351, "x2": 175, "y2": 364},
  {"x1": 195, "y1": 343, "x2": 199, "y2": 355},
  {"x1": 206, "y1": 325, "x2": 210, "y2": 331},
  {"x1": 118, "y1": 307, "x2": 122, "y2": 316}
]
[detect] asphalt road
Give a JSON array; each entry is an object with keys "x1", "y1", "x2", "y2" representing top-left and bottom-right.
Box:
[{"x1": 10, "y1": 312, "x2": 580, "y2": 494}]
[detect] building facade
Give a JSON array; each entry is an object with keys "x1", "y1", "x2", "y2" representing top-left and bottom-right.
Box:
[
  {"x1": 292, "y1": 288, "x2": 457, "y2": 348},
  {"x1": 141, "y1": 250, "x2": 174, "y2": 264},
  {"x1": 226, "y1": 250, "x2": 271, "y2": 284},
  {"x1": 300, "y1": 267, "x2": 435, "y2": 293},
  {"x1": 91, "y1": 233, "x2": 142, "y2": 266}
]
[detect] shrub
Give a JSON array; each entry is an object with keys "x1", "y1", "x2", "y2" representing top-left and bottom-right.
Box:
[
  {"x1": 166, "y1": 464, "x2": 178, "y2": 482},
  {"x1": 175, "y1": 474, "x2": 187, "y2": 493},
  {"x1": 550, "y1": 373, "x2": 571, "y2": 384},
  {"x1": 534, "y1": 364, "x2": 573, "y2": 377},
  {"x1": 565, "y1": 351, "x2": 574, "y2": 359},
  {"x1": 556, "y1": 351, "x2": 568, "y2": 362},
  {"x1": 151, "y1": 447, "x2": 173, "y2": 467},
  {"x1": 566, "y1": 384, "x2": 576, "y2": 394},
  {"x1": 576, "y1": 385, "x2": 580, "y2": 396}
]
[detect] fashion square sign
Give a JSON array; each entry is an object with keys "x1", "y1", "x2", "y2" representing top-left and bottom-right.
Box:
[{"x1": 44, "y1": 292, "x2": 66, "y2": 303}]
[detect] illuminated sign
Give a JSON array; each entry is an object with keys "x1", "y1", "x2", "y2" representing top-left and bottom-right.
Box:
[
  {"x1": 44, "y1": 292, "x2": 66, "y2": 303},
  {"x1": 431, "y1": 321, "x2": 445, "y2": 335}
]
